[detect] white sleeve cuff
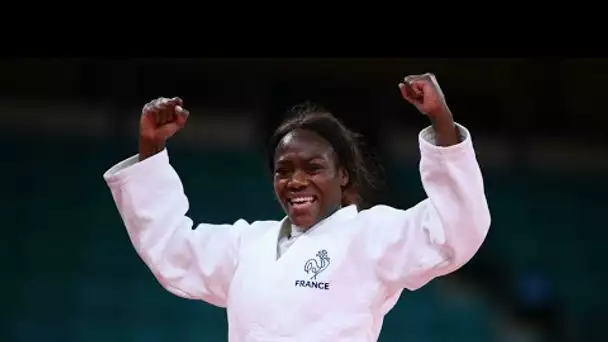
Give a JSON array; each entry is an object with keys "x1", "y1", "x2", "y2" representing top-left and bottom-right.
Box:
[
  {"x1": 103, "y1": 149, "x2": 170, "y2": 186},
  {"x1": 418, "y1": 123, "x2": 473, "y2": 159}
]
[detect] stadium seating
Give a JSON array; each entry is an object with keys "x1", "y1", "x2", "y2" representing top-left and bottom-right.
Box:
[{"x1": 6, "y1": 138, "x2": 604, "y2": 342}]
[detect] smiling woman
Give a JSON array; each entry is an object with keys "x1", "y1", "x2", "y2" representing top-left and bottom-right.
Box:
[
  {"x1": 103, "y1": 73, "x2": 491, "y2": 342},
  {"x1": 269, "y1": 101, "x2": 380, "y2": 229}
]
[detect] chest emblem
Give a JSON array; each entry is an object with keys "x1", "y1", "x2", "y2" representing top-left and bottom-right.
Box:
[
  {"x1": 304, "y1": 249, "x2": 331, "y2": 280},
  {"x1": 295, "y1": 250, "x2": 331, "y2": 290}
]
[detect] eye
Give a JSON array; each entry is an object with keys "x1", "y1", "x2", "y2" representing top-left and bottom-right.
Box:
[
  {"x1": 275, "y1": 167, "x2": 291, "y2": 177},
  {"x1": 306, "y1": 163, "x2": 324, "y2": 174}
]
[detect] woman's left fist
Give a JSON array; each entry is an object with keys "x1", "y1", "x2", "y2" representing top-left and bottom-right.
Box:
[{"x1": 398, "y1": 73, "x2": 450, "y2": 118}]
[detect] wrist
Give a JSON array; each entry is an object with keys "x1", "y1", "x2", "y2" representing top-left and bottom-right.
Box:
[
  {"x1": 427, "y1": 106, "x2": 452, "y2": 122},
  {"x1": 139, "y1": 137, "x2": 165, "y2": 161},
  {"x1": 427, "y1": 107, "x2": 459, "y2": 146}
]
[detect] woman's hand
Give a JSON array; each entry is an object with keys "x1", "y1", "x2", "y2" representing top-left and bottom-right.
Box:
[
  {"x1": 139, "y1": 97, "x2": 190, "y2": 160},
  {"x1": 399, "y1": 73, "x2": 459, "y2": 146}
]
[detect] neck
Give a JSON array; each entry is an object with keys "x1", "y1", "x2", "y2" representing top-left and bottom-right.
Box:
[
  {"x1": 305, "y1": 204, "x2": 344, "y2": 231},
  {"x1": 322, "y1": 204, "x2": 342, "y2": 221}
]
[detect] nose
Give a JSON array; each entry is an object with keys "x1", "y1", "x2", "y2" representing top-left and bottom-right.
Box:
[{"x1": 287, "y1": 170, "x2": 308, "y2": 190}]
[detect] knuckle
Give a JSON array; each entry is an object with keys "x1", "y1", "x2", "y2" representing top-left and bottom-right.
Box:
[{"x1": 424, "y1": 73, "x2": 437, "y2": 82}]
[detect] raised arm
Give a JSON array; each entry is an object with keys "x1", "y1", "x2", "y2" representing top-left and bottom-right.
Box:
[
  {"x1": 363, "y1": 74, "x2": 491, "y2": 291},
  {"x1": 103, "y1": 97, "x2": 248, "y2": 308}
]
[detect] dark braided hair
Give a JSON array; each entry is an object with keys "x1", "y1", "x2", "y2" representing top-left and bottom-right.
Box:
[{"x1": 268, "y1": 101, "x2": 384, "y2": 209}]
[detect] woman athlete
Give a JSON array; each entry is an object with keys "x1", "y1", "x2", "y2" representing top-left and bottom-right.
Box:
[{"x1": 104, "y1": 73, "x2": 491, "y2": 341}]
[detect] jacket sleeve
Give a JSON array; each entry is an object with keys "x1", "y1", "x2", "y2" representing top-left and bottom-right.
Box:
[
  {"x1": 362, "y1": 123, "x2": 491, "y2": 291},
  {"x1": 103, "y1": 149, "x2": 248, "y2": 308}
]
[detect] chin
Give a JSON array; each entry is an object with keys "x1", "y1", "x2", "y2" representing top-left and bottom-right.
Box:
[
  {"x1": 290, "y1": 215, "x2": 317, "y2": 229},
  {"x1": 284, "y1": 199, "x2": 322, "y2": 228},
  {"x1": 289, "y1": 208, "x2": 326, "y2": 229}
]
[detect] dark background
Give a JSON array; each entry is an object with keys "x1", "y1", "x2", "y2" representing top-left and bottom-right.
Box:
[{"x1": 3, "y1": 58, "x2": 607, "y2": 342}]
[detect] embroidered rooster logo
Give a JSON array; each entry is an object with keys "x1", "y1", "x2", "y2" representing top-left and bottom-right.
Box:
[{"x1": 304, "y1": 250, "x2": 331, "y2": 280}]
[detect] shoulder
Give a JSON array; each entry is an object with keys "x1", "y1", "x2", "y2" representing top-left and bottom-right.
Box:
[
  {"x1": 359, "y1": 204, "x2": 402, "y2": 215},
  {"x1": 353, "y1": 204, "x2": 422, "y2": 248},
  {"x1": 236, "y1": 218, "x2": 282, "y2": 240},
  {"x1": 250, "y1": 219, "x2": 282, "y2": 230},
  {"x1": 356, "y1": 204, "x2": 410, "y2": 225}
]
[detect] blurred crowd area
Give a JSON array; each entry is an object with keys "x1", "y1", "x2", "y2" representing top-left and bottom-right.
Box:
[{"x1": 3, "y1": 59, "x2": 607, "y2": 342}]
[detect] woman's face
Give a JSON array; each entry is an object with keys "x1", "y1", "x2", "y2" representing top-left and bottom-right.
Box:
[{"x1": 273, "y1": 129, "x2": 348, "y2": 229}]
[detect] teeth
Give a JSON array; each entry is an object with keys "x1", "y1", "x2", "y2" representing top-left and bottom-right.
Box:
[{"x1": 291, "y1": 196, "x2": 314, "y2": 204}]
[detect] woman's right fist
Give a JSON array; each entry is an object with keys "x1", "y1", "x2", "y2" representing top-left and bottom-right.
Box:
[{"x1": 139, "y1": 97, "x2": 190, "y2": 143}]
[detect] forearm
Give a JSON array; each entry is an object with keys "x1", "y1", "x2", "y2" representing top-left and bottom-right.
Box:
[
  {"x1": 427, "y1": 108, "x2": 460, "y2": 147},
  {"x1": 103, "y1": 149, "x2": 241, "y2": 305},
  {"x1": 139, "y1": 138, "x2": 166, "y2": 161},
  {"x1": 419, "y1": 123, "x2": 490, "y2": 266}
]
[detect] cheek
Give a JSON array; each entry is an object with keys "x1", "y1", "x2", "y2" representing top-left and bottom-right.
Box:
[
  {"x1": 273, "y1": 180, "x2": 284, "y2": 197},
  {"x1": 313, "y1": 174, "x2": 343, "y2": 199}
]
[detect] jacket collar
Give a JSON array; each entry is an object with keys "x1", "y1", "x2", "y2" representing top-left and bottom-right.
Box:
[{"x1": 279, "y1": 204, "x2": 359, "y2": 238}]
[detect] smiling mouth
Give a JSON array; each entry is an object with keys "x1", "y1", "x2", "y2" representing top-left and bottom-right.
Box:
[{"x1": 288, "y1": 196, "x2": 317, "y2": 210}]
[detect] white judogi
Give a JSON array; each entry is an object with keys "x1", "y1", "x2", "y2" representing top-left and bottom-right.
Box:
[{"x1": 103, "y1": 124, "x2": 491, "y2": 342}]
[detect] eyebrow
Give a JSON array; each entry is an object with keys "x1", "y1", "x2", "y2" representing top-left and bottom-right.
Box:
[{"x1": 275, "y1": 155, "x2": 326, "y2": 164}]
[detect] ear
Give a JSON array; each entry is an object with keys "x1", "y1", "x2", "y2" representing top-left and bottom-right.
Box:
[{"x1": 339, "y1": 167, "x2": 349, "y2": 187}]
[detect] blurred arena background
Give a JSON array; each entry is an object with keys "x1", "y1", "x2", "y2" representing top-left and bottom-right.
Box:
[{"x1": 3, "y1": 58, "x2": 607, "y2": 342}]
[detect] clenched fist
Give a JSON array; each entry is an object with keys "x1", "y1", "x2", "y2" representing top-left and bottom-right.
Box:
[
  {"x1": 398, "y1": 73, "x2": 459, "y2": 146},
  {"x1": 139, "y1": 96, "x2": 190, "y2": 160},
  {"x1": 140, "y1": 97, "x2": 190, "y2": 142},
  {"x1": 398, "y1": 73, "x2": 449, "y2": 118}
]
